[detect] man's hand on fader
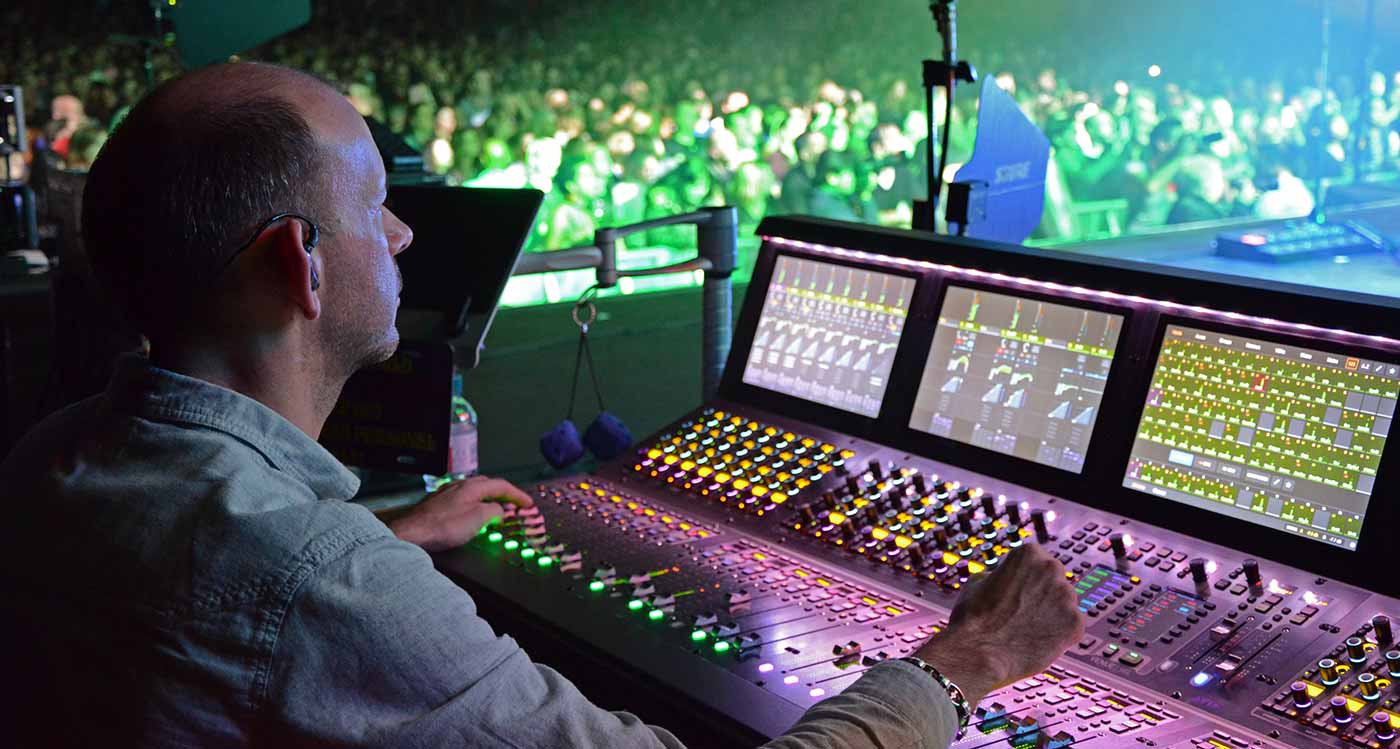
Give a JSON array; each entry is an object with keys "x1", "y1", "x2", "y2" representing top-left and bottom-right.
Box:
[
  {"x1": 389, "y1": 475, "x2": 534, "y2": 553},
  {"x1": 913, "y1": 544, "x2": 1086, "y2": 708}
]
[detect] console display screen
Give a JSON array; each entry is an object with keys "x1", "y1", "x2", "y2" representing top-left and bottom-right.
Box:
[
  {"x1": 742, "y1": 255, "x2": 915, "y2": 417},
  {"x1": 909, "y1": 286, "x2": 1123, "y2": 473},
  {"x1": 1124, "y1": 324, "x2": 1399, "y2": 550}
]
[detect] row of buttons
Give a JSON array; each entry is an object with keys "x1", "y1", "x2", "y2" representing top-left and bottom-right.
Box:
[
  {"x1": 1186, "y1": 729, "x2": 1256, "y2": 748},
  {"x1": 795, "y1": 465, "x2": 1042, "y2": 589},
  {"x1": 633, "y1": 408, "x2": 852, "y2": 512},
  {"x1": 704, "y1": 541, "x2": 914, "y2": 626},
  {"x1": 541, "y1": 480, "x2": 719, "y2": 544},
  {"x1": 989, "y1": 664, "x2": 1180, "y2": 741}
]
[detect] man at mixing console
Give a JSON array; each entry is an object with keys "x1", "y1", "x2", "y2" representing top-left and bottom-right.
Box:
[{"x1": 0, "y1": 63, "x2": 1086, "y2": 748}]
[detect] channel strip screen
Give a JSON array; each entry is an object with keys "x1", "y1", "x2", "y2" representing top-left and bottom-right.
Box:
[
  {"x1": 742, "y1": 255, "x2": 914, "y2": 417},
  {"x1": 909, "y1": 287, "x2": 1122, "y2": 473},
  {"x1": 1124, "y1": 324, "x2": 1400, "y2": 549}
]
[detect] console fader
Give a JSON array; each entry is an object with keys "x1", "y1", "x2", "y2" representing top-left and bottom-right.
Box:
[{"x1": 434, "y1": 218, "x2": 1400, "y2": 748}]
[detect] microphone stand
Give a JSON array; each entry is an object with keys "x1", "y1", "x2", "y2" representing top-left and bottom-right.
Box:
[
  {"x1": 913, "y1": 0, "x2": 977, "y2": 232},
  {"x1": 110, "y1": 0, "x2": 171, "y2": 92}
]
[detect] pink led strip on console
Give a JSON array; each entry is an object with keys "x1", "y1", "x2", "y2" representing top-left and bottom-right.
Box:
[{"x1": 763, "y1": 235, "x2": 1400, "y2": 352}]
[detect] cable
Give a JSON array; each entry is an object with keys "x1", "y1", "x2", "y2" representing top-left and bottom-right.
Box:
[{"x1": 939, "y1": 69, "x2": 955, "y2": 225}]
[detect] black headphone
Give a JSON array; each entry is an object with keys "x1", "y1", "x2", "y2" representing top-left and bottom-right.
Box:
[
  {"x1": 219, "y1": 213, "x2": 321, "y2": 291},
  {"x1": 303, "y1": 219, "x2": 321, "y2": 291}
]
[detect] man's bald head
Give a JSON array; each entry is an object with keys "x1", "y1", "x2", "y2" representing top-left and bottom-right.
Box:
[
  {"x1": 51, "y1": 95, "x2": 85, "y2": 123},
  {"x1": 82, "y1": 63, "x2": 345, "y2": 338}
]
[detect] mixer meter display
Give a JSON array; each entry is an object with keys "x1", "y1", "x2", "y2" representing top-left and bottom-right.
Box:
[
  {"x1": 743, "y1": 255, "x2": 915, "y2": 417},
  {"x1": 1124, "y1": 324, "x2": 1400, "y2": 549},
  {"x1": 909, "y1": 286, "x2": 1122, "y2": 473}
]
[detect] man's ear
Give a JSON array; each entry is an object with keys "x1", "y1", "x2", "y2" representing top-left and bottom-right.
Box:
[{"x1": 275, "y1": 218, "x2": 321, "y2": 321}]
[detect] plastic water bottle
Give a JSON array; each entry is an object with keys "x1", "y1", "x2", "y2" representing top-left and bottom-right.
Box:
[{"x1": 423, "y1": 369, "x2": 479, "y2": 492}]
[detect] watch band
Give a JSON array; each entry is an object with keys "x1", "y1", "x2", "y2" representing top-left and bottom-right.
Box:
[{"x1": 897, "y1": 656, "x2": 973, "y2": 737}]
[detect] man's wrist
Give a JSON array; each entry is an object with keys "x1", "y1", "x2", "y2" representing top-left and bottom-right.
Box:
[
  {"x1": 386, "y1": 513, "x2": 435, "y2": 550},
  {"x1": 897, "y1": 656, "x2": 973, "y2": 736},
  {"x1": 911, "y1": 630, "x2": 1009, "y2": 708}
]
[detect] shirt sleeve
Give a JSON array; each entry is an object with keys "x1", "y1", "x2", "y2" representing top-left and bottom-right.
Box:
[
  {"x1": 264, "y1": 532, "x2": 684, "y2": 748},
  {"x1": 761, "y1": 660, "x2": 960, "y2": 749},
  {"x1": 265, "y1": 530, "x2": 958, "y2": 749}
]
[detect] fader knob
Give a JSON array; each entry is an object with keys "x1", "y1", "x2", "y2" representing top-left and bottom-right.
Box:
[
  {"x1": 1319, "y1": 658, "x2": 1341, "y2": 685},
  {"x1": 1359, "y1": 672, "x2": 1381, "y2": 700},
  {"x1": 1386, "y1": 650, "x2": 1400, "y2": 677},
  {"x1": 800, "y1": 505, "x2": 817, "y2": 525},
  {"x1": 953, "y1": 532, "x2": 972, "y2": 552},
  {"x1": 912, "y1": 474, "x2": 928, "y2": 494},
  {"x1": 981, "y1": 494, "x2": 998, "y2": 517},
  {"x1": 1375, "y1": 615, "x2": 1394, "y2": 647},
  {"x1": 868, "y1": 459, "x2": 885, "y2": 481},
  {"x1": 909, "y1": 544, "x2": 927, "y2": 568},
  {"x1": 846, "y1": 476, "x2": 863, "y2": 495},
  {"x1": 1243, "y1": 558, "x2": 1262, "y2": 588},
  {"x1": 978, "y1": 518, "x2": 996, "y2": 539},
  {"x1": 1374, "y1": 711, "x2": 1397, "y2": 742},
  {"x1": 1007, "y1": 503, "x2": 1023, "y2": 526},
  {"x1": 1110, "y1": 533, "x2": 1127, "y2": 560},
  {"x1": 958, "y1": 511, "x2": 975, "y2": 536},
  {"x1": 1031, "y1": 509, "x2": 1050, "y2": 543},
  {"x1": 841, "y1": 523, "x2": 857, "y2": 542},
  {"x1": 1004, "y1": 525, "x2": 1023, "y2": 546},
  {"x1": 1348, "y1": 636, "x2": 1368, "y2": 663},
  {"x1": 1190, "y1": 558, "x2": 1209, "y2": 586},
  {"x1": 1331, "y1": 695, "x2": 1353, "y2": 724},
  {"x1": 932, "y1": 527, "x2": 951, "y2": 548},
  {"x1": 1290, "y1": 681, "x2": 1313, "y2": 709}
]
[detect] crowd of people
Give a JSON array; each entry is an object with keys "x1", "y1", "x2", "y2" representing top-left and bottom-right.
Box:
[{"x1": 6, "y1": 0, "x2": 1398, "y2": 255}]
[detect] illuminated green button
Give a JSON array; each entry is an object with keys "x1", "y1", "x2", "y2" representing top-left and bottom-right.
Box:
[
  {"x1": 648, "y1": 609, "x2": 664, "y2": 622},
  {"x1": 713, "y1": 640, "x2": 731, "y2": 654},
  {"x1": 520, "y1": 548, "x2": 537, "y2": 559},
  {"x1": 486, "y1": 532, "x2": 503, "y2": 544},
  {"x1": 588, "y1": 580, "x2": 606, "y2": 593},
  {"x1": 627, "y1": 599, "x2": 644, "y2": 611},
  {"x1": 690, "y1": 630, "x2": 708, "y2": 642},
  {"x1": 503, "y1": 540, "x2": 520, "y2": 551},
  {"x1": 537, "y1": 556, "x2": 553, "y2": 568}
]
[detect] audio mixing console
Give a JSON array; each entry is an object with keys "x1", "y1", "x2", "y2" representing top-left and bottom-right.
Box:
[{"x1": 434, "y1": 217, "x2": 1400, "y2": 747}]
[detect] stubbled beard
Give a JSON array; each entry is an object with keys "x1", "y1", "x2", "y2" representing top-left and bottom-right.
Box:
[
  {"x1": 330, "y1": 265, "x2": 404, "y2": 379},
  {"x1": 324, "y1": 307, "x2": 397, "y2": 381}
]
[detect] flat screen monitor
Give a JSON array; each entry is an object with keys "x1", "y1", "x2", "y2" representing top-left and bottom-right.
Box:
[
  {"x1": 1124, "y1": 324, "x2": 1399, "y2": 550},
  {"x1": 386, "y1": 185, "x2": 543, "y2": 365},
  {"x1": 742, "y1": 255, "x2": 915, "y2": 417},
  {"x1": 909, "y1": 286, "x2": 1123, "y2": 473}
]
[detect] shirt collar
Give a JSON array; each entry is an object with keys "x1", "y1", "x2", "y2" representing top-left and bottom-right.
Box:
[{"x1": 104, "y1": 355, "x2": 361, "y2": 499}]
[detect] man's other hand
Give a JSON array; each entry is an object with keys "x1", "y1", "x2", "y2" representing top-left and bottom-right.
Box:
[
  {"x1": 912, "y1": 544, "x2": 1086, "y2": 707},
  {"x1": 389, "y1": 476, "x2": 534, "y2": 552}
]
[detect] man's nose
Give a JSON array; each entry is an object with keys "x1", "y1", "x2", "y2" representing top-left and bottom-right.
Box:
[{"x1": 385, "y1": 207, "x2": 413, "y2": 257}]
